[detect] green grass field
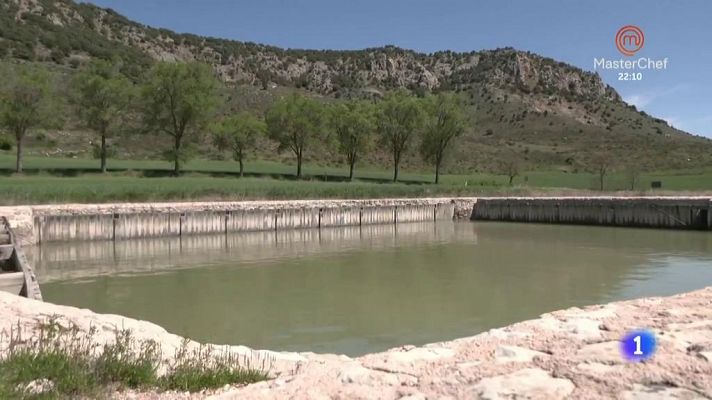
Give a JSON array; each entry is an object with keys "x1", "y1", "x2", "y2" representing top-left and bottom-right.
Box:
[{"x1": 1, "y1": 153, "x2": 711, "y2": 204}]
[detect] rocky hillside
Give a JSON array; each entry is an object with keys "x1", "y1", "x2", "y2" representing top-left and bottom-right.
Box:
[
  {"x1": 1, "y1": 0, "x2": 616, "y2": 97},
  {"x1": 2, "y1": 0, "x2": 712, "y2": 173}
]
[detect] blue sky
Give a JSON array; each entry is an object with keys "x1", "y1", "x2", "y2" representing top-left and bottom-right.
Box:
[{"x1": 86, "y1": 0, "x2": 712, "y2": 138}]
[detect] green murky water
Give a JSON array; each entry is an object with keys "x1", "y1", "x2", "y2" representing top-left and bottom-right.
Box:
[{"x1": 32, "y1": 222, "x2": 712, "y2": 356}]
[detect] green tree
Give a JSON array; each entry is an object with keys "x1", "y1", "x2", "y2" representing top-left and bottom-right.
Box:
[
  {"x1": 376, "y1": 91, "x2": 424, "y2": 182},
  {"x1": 265, "y1": 94, "x2": 324, "y2": 179},
  {"x1": 0, "y1": 65, "x2": 51, "y2": 173},
  {"x1": 141, "y1": 62, "x2": 219, "y2": 175},
  {"x1": 212, "y1": 112, "x2": 266, "y2": 177},
  {"x1": 71, "y1": 59, "x2": 134, "y2": 173},
  {"x1": 419, "y1": 93, "x2": 467, "y2": 184},
  {"x1": 329, "y1": 100, "x2": 374, "y2": 181}
]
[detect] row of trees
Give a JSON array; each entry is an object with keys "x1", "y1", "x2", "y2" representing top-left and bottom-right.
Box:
[
  {"x1": 0, "y1": 61, "x2": 469, "y2": 182},
  {"x1": 265, "y1": 90, "x2": 467, "y2": 183}
]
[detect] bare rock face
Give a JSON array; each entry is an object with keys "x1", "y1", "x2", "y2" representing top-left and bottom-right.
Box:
[
  {"x1": 621, "y1": 384, "x2": 707, "y2": 400},
  {"x1": 469, "y1": 368, "x2": 575, "y2": 400},
  {"x1": 575, "y1": 340, "x2": 622, "y2": 364},
  {"x1": 493, "y1": 345, "x2": 548, "y2": 363}
]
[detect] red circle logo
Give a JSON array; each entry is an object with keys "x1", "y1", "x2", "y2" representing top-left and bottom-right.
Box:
[{"x1": 616, "y1": 25, "x2": 644, "y2": 56}]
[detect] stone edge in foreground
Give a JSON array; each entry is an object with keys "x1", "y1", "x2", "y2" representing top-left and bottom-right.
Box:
[{"x1": 2, "y1": 287, "x2": 712, "y2": 399}]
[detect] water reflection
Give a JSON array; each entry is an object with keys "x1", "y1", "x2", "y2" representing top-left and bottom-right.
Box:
[
  {"x1": 35, "y1": 222, "x2": 712, "y2": 356},
  {"x1": 31, "y1": 222, "x2": 460, "y2": 283}
]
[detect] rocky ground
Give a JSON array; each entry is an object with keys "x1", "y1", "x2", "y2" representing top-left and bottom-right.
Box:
[{"x1": 2, "y1": 287, "x2": 712, "y2": 399}]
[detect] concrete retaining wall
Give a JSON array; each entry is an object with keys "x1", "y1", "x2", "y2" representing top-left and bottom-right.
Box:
[
  {"x1": 180, "y1": 212, "x2": 224, "y2": 236},
  {"x1": 276, "y1": 208, "x2": 320, "y2": 230},
  {"x1": 38, "y1": 214, "x2": 114, "y2": 242},
  {"x1": 397, "y1": 205, "x2": 434, "y2": 223},
  {"x1": 436, "y1": 203, "x2": 456, "y2": 221},
  {"x1": 227, "y1": 209, "x2": 277, "y2": 232},
  {"x1": 473, "y1": 198, "x2": 712, "y2": 230},
  {"x1": 115, "y1": 213, "x2": 180, "y2": 240},
  {"x1": 361, "y1": 206, "x2": 396, "y2": 225},
  {"x1": 31, "y1": 200, "x2": 460, "y2": 244},
  {"x1": 18, "y1": 196, "x2": 712, "y2": 244},
  {"x1": 320, "y1": 208, "x2": 361, "y2": 227}
]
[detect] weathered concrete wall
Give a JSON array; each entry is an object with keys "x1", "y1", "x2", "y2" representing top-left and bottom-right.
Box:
[
  {"x1": 180, "y1": 212, "x2": 225, "y2": 236},
  {"x1": 396, "y1": 204, "x2": 434, "y2": 223},
  {"x1": 38, "y1": 214, "x2": 114, "y2": 242},
  {"x1": 361, "y1": 206, "x2": 396, "y2": 225},
  {"x1": 276, "y1": 208, "x2": 320, "y2": 230},
  {"x1": 473, "y1": 197, "x2": 712, "y2": 230},
  {"x1": 115, "y1": 213, "x2": 181, "y2": 239},
  {"x1": 436, "y1": 203, "x2": 456, "y2": 221},
  {"x1": 6, "y1": 196, "x2": 712, "y2": 245},
  {"x1": 226, "y1": 209, "x2": 277, "y2": 232},
  {"x1": 320, "y1": 207, "x2": 361, "y2": 227},
  {"x1": 18, "y1": 198, "x2": 467, "y2": 244}
]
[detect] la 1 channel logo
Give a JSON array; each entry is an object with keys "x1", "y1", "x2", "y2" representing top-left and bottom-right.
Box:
[{"x1": 620, "y1": 329, "x2": 657, "y2": 362}]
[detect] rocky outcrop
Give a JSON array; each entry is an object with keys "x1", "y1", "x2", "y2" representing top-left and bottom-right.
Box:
[
  {"x1": 6, "y1": 0, "x2": 617, "y2": 100},
  {"x1": 2, "y1": 286, "x2": 712, "y2": 399}
]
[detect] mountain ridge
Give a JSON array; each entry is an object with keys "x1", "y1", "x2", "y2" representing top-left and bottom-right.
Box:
[
  {"x1": 1, "y1": 0, "x2": 711, "y2": 173},
  {"x1": 1, "y1": 0, "x2": 620, "y2": 99}
]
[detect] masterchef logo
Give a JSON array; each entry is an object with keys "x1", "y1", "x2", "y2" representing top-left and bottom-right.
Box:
[
  {"x1": 616, "y1": 25, "x2": 645, "y2": 56},
  {"x1": 593, "y1": 25, "x2": 667, "y2": 78}
]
